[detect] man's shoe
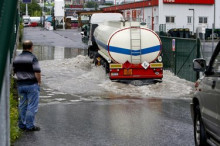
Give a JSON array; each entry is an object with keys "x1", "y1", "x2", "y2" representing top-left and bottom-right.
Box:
[
  {"x1": 26, "y1": 126, "x2": 40, "y2": 132},
  {"x1": 19, "y1": 127, "x2": 26, "y2": 131}
]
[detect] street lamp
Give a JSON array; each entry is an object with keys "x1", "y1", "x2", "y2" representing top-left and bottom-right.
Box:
[
  {"x1": 189, "y1": 8, "x2": 194, "y2": 35},
  {"x1": 42, "y1": 0, "x2": 45, "y2": 27},
  {"x1": 26, "y1": 3, "x2": 28, "y2": 16},
  {"x1": 212, "y1": 0, "x2": 216, "y2": 52}
]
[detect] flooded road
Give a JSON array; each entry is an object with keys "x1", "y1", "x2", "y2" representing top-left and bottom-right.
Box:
[
  {"x1": 38, "y1": 54, "x2": 193, "y2": 103},
  {"x1": 15, "y1": 27, "x2": 195, "y2": 146},
  {"x1": 15, "y1": 99, "x2": 194, "y2": 146}
]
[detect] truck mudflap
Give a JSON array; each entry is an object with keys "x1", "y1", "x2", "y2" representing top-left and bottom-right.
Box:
[{"x1": 109, "y1": 61, "x2": 163, "y2": 80}]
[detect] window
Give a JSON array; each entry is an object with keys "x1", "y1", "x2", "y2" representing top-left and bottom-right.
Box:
[
  {"x1": 204, "y1": 17, "x2": 207, "y2": 23},
  {"x1": 187, "y1": 16, "x2": 192, "y2": 24},
  {"x1": 166, "y1": 16, "x2": 175, "y2": 23},
  {"x1": 199, "y1": 17, "x2": 203, "y2": 23},
  {"x1": 199, "y1": 17, "x2": 208, "y2": 24}
]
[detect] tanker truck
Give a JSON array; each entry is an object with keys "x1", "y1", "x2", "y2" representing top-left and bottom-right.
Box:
[{"x1": 83, "y1": 13, "x2": 163, "y2": 80}]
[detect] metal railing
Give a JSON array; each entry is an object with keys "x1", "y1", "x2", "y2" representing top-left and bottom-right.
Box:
[{"x1": 0, "y1": 0, "x2": 19, "y2": 145}]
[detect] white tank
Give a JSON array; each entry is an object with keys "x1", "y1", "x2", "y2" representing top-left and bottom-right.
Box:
[{"x1": 94, "y1": 21, "x2": 162, "y2": 64}]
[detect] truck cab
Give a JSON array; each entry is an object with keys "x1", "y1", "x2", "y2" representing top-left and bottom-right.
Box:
[
  {"x1": 81, "y1": 13, "x2": 123, "y2": 58},
  {"x1": 23, "y1": 15, "x2": 30, "y2": 27}
]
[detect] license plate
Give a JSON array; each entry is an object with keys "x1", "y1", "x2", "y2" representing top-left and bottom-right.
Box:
[
  {"x1": 150, "y1": 63, "x2": 163, "y2": 68},
  {"x1": 110, "y1": 64, "x2": 123, "y2": 69}
]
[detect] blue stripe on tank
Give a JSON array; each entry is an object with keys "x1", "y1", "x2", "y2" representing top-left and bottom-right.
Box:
[{"x1": 95, "y1": 39, "x2": 161, "y2": 56}]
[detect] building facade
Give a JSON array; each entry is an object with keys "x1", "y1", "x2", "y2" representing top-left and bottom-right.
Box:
[
  {"x1": 103, "y1": 0, "x2": 219, "y2": 33},
  {"x1": 64, "y1": 0, "x2": 73, "y2": 4}
]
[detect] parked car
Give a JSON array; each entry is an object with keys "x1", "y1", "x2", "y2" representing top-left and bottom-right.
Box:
[
  {"x1": 191, "y1": 41, "x2": 220, "y2": 146},
  {"x1": 29, "y1": 22, "x2": 38, "y2": 27}
]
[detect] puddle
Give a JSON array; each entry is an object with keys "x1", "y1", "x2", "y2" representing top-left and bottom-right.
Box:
[
  {"x1": 33, "y1": 45, "x2": 88, "y2": 61},
  {"x1": 39, "y1": 85, "x2": 82, "y2": 105},
  {"x1": 17, "y1": 45, "x2": 88, "y2": 61}
]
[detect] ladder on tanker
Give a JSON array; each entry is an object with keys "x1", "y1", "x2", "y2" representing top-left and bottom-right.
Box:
[{"x1": 130, "y1": 22, "x2": 142, "y2": 64}]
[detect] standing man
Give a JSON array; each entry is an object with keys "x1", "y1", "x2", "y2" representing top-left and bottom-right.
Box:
[{"x1": 13, "y1": 40, "x2": 41, "y2": 131}]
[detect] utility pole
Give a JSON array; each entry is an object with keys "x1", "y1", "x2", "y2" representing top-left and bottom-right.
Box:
[
  {"x1": 212, "y1": 0, "x2": 215, "y2": 52},
  {"x1": 189, "y1": 9, "x2": 194, "y2": 36},
  {"x1": 214, "y1": 0, "x2": 216, "y2": 28},
  {"x1": 42, "y1": 0, "x2": 45, "y2": 27},
  {"x1": 26, "y1": 3, "x2": 28, "y2": 15}
]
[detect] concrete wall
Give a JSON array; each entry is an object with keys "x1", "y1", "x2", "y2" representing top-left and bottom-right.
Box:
[
  {"x1": 143, "y1": 7, "x2": 154, "y2": 29},
  {"x1": 215, "y1": 0, "x2": 220, "y2": 28}
]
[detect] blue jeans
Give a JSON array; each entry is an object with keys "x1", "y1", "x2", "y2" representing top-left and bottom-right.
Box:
[{"x1": 18, "y1": 83, "x2": 40, "y2": 129}]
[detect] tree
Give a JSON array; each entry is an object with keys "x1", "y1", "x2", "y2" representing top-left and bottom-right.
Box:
[
  {"x1": 105, "y1": 3, "x2": 113, "y2": 5},
  {"x1": 85, "y1": 1, "x2": 98, "y2": 9},
  {"x1": 20, "y1": 0, "x2": 42, "y2": 16}
]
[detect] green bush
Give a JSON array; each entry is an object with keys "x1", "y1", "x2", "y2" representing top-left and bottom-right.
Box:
[
  {"x1": 10, "y1": 78, "x2": 21, "y2": 144},
  {"x1": 20, "y1": 0, "x2": 42, "y2": 17},
  {"x1": 19, "y1": 23, "x2": 23, "y2": 43}
]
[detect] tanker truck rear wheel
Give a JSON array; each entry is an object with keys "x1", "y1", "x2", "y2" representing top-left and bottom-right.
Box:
[
  {"x1": 88, "y1": 49, "x2": 94, "y2": 59},
  {"x1": 104, "y1": 62, "x2": 110, "y2": 73}
]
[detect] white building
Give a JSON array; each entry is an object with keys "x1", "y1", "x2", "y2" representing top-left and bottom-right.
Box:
[
  {"x1": 215, "y1": 0, "x2": 220, "y2": 29},
  {"x1": 103, "y1": 0, "x2": 220, "y2": 33},
  {"x1": 64, "y1": 0, "x2": 73, "y2": 4}
]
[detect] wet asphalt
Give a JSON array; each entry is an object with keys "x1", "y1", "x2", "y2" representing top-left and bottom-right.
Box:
[
  {"x1": 14, "y1": 89, "x2": 194, "y2": 146},
  {"x1": 14, "y1": 27, "x2": 195, "y2": 146},
  {"x1": 21, "y1": 27, "x2": 85, "y2": 48}
]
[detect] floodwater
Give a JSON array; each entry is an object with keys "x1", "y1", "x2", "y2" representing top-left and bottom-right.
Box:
[
  {"x1": 24, "y1": 45, "x2": 195, "y2": 104},
  {"x1": 16, "y1": 45, "x2": 194, "y2": 103}
]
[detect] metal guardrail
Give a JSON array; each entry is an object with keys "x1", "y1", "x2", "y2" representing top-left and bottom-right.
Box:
[
  {"x1": 0, "y1": 0, "x2": 18, "y2": 95},
  {"x1": 0, "y1": 0, "x2": 19, "y2": 145}
]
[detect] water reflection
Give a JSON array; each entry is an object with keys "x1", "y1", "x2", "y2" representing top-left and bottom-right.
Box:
[{"x1": 33, "y1": 45, "x2": 87, "y2": 61}]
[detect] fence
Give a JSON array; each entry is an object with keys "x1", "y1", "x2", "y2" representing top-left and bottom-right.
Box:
[
  {"x1": 0, "y1": 0, "x2": 19, "y2": 145},
  {"x1": 161, "y1": 36, "x2": 200, "y2": 82}
]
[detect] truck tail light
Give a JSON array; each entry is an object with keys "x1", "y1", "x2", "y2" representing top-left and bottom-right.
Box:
[{"x1": 195, "y1": 81, "x2": 199, "y2": 88}]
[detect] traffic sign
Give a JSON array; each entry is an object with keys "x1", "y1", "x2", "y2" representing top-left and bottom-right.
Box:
[
  {"x1": 172, "y1": 39, "x2": 175, "y2": 51},
  {"x1": 22, "y1": 0, "x2": 32, "y2": 3}
]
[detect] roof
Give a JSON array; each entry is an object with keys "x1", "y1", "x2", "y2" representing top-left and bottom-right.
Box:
[
  {"x1": 102, "y1": 0, "x2": 214, "y2": 12},
  {"x1": 90, "y1": 13, "x2": 123, "y2": 24},
  {"x1": 102, "y1": 0, "x2": 158, "y2": 11}
]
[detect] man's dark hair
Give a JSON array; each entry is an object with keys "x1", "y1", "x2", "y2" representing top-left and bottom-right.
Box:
[{"x1": 23, "y1": 40, "x2": 33, "y2": 50}]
